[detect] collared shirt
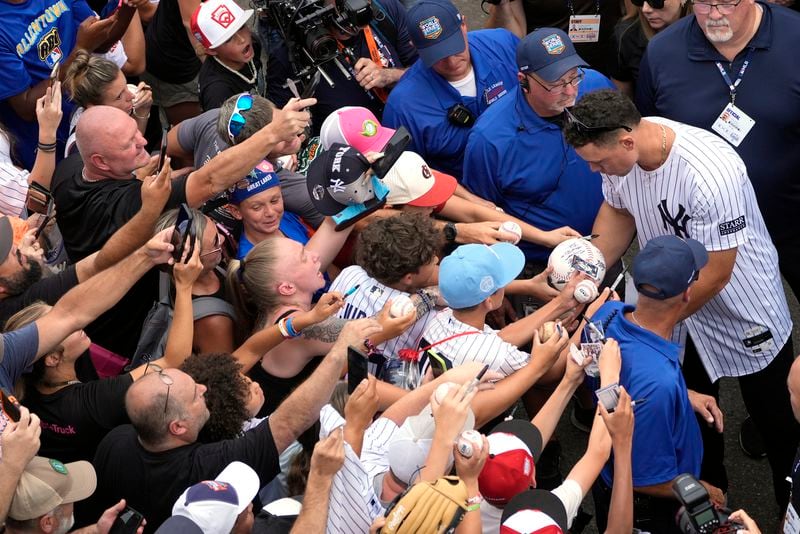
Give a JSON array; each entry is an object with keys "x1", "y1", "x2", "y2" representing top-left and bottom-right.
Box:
[
  {"x1": 462, "y1": 72, "x2": 613, "y2": 262},
  {"x1": 636, "y1": 3, "x2": 800, "y2": 247},
  {"x1": 592, "y1": 301, "x2": 702, "y2": 487},
  {"x1": 383, "y1": 29, "x2": 520, "y2": 178}
]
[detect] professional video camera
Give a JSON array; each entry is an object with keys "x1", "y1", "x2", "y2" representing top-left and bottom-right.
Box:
[
  {"x1": 672, "y1": 474, "x2": 743, "y2": 534},
  {"x1": 256, "y1": 0, "x2": 372, "y2": 90}
]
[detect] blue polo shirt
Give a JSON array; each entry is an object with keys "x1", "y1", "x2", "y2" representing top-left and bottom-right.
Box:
[
  {"x1": 0, "y1": 0, "x2": 94, "y2": 168},
  {"x1": 636, "y1": 3, "x2": 800, "y2": 248},
  {"x1": 462, "y1": 71, "x2": 612, "y2": 262},
  {"x1": 383, "y1": 29, "x2": 520, "y2": 179},
  {"x1": 592, "y1": 301, "x2": 702, "y2": 488}
]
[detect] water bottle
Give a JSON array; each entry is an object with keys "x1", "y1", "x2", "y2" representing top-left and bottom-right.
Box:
[{"x1": 384, "y1": 350, "x2": 420, "y2": 390}]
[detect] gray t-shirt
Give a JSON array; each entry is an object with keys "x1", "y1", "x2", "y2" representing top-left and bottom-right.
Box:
[{"x1": 176, "y1": 109, "x2": 324, "y2": 228}]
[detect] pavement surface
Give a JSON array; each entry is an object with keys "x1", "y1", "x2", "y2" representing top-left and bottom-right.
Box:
[{"x1": 450, "y1": 3, "x2": 798, "y2": 531}]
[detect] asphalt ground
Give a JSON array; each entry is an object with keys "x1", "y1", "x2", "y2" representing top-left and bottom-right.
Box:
[{"x1": 447, "y1": 4, "x2": 796, "y2": 529}]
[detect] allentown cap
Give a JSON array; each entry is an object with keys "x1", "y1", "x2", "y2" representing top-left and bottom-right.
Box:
[
  {"x1": 407, "y1": 0, "x2": 466, "y2": 67},
  {"x1": 516, "y1": 28, "x2": 587, "y2": 82}
]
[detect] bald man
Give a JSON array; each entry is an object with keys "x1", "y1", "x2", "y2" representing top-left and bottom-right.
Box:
[
  {"x1": 85, "y1": 319, "x2": 380, "y2": 531},
  {"x1": 50, "y1": 100, "x2": 314, "y2": 357}
]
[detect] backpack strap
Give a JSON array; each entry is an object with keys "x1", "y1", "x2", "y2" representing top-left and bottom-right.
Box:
[{"x1": 192, "y1": 296, "x2": 236, "y2": 321}]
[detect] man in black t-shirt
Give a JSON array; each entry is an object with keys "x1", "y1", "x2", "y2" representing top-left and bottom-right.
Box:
[
  {"x1": 86, "y1": 319, "x2": 380, "y2": 532},
  {"x1": 51, "y1": 103, "x2": 313, "y2": 358}
]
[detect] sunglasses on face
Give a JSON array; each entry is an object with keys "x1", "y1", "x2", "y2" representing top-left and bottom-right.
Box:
[
  {"x1": 563, "y1": 107, "x2": 633, "y2": 136},
  {"x1": 631, "y1": 0, "x2": 666, "y2": 8},
  {"x1": 227, "y1": 94, "x2": 253, "y2": 143}
]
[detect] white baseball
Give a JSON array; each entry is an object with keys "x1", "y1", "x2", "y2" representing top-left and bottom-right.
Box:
[
  {"x1": 457, "y1": 430, "x2": 484, "y2": 458},
  {"x1": 127, "y1": 83, "x2": 138, "y2": 99},
  {"x1": 389, "y1": 295, "x2": 415, "y2": 318},
  {"x1": 434, "y1": 382, "x2": 456, "y2": 404},
  {"x1": 499, "y1": 221, "x2": 522, "y2": 244},
  {"x1": 574, "y1": 280, "x2": 599, "y2": 303}
]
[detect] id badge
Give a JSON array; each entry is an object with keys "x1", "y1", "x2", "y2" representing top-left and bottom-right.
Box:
[
  {"x1": 784, "y1": 502, "x2": 800, "y2": 534},
  {"x1": 711, "y1": 102, "x2": 755, "y2": 147},
  {"x1": 568, "y1": 15, "x2": 601, "y2": 43}
]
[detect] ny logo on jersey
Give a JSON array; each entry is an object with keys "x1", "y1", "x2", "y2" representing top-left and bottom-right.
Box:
[{"x1": 657, "y1": 200, "x2": 691, "y2": 239}]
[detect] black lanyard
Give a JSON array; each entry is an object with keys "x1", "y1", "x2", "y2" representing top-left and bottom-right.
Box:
[
  {"x1": 566, "y1": 0, "x2": 601, "y2": 16},
  {"x1": 715, "y1": 48, "x2": 753, "y2": 106}
]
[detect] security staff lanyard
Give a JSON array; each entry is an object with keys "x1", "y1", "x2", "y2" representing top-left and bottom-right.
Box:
[
  {"x1": 567, "y1": 0, "x2": 601, "y2": 42},
  {"x1": 337, "y1": 27, "x2": 388, "y2": 103},
  {"x1": 715, "y1": 49, "x2": 753, "y2": 105}
]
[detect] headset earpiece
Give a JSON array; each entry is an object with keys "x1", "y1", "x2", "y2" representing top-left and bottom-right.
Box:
[{"x1": 520, "y1": 77, "x2": 530, "y2": 93}]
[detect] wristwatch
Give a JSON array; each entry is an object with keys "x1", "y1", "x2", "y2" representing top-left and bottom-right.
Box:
[{"x1": 443, "y1": 222, "x2": 458, "y2": 243}]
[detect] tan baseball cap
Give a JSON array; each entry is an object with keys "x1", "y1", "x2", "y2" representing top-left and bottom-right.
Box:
[
  {"x1": 382, "y1": 152, "x2": 457, "y2": 208},
  {"x1": 9, "y1": 457, "x2": 97, "y2": 521}
]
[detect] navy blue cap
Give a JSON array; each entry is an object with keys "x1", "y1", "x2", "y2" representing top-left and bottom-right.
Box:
[
  {"x1": 516, "y1": 28, "x2": 587, "y2": 82},
  {"x1": 407, "y1": 0, "x2": 465, "y2": 67},
  {"x1": 633, "y1": 235, "x2": 709, "y2": 300}
]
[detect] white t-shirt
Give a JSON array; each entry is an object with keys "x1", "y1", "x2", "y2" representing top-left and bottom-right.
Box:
[
  {"x1": 449, "y1": 67, "x2": 477, "y2": 98},
  {"x1": 420, "y1": 308, "x2": 529, "y2": 377},
  {"x1": 479, "y1": 479, "x2": 584, "y2": 534},
  {"x1": 602, "y1": 118, "x2": 792, "y2": 380}
]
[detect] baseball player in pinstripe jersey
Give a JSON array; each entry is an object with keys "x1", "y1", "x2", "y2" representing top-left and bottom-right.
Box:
[{"x1": 563, "y1": 89, "x2": 798, "y2": 512}]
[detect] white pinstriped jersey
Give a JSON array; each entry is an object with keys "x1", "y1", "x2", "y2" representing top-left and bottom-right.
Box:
[
  {"x1": 420, "y1": 309, "x2": 529, "y2": 377},
  {"x1": 0, "y1": 164, "x2": 30, "y2": 217},
  {"x1": 602, "y1": 118, "x2": 792, "y2": 381},
  {"x1": 319, "y1": 405, "x2": 383, "y2": 534},
  {"x1": 330, "y1": 265, "x2": 436, "y2": 359}
]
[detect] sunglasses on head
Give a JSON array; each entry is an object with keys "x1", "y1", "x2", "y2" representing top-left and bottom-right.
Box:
[
  {"x1": 563, "y1": 107, "x2": 633, "y2": 136},
  {"x1": 631, "y1": 0, "x2": 666, "y2": 8},
  {"x1": 227, "y1": 94, "x2": 253, "y2": 143}
]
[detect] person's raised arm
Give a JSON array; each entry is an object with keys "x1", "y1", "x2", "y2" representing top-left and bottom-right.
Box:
[
  {"x1": 0, "y1": 407, "x2": 40, "y2": 526},
  {"x1": 269, "y1": 318, "x2": 382, "y2": 453},
  {"x1": 81, "y1": 160, "x2": 172, "y2": 280},
  {"x1": 343, "y1": 375, "x2": 379, "y2": 456},
  {"x1": 454, "y1": 435, "x2": 489, "y2": 534},
  {"x1": 27, "y1": 84, "x2": 62, "y2": 190},
  {"x1": 564, "y1": 404, "x2": 612, "y2": 496},
  {"x1": 420, "y1": 381, "x2": 477, "y2": 482},
  {"x1": 306, "y1": 217, "x2": 354, "y2": 271},
  {"x1": 591, "y1": 201, "x2": 637, "y2": 270},
  {"x1": 485, "y1": 0, "x2": 526, "y2": 37},
  {"x1": 599, "y1": 387, "x2": 634, "y2": 534},
  {"x1": 289, "y1": 429, "x2": 345, "y2": 534},
  {"x1": 498, "y1": 276, "x2": 580, "y2": 347},
  {"x1": 33, "y1": 230, "x2": 173, "y2": 359},
  {"x1": 184, "y1": 98, "x2": 315, "y2": 208}
]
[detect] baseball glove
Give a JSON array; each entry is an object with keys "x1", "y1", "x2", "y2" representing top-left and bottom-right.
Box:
[{"x1": 380, "y1": 476, "x2": 469, "y2": 534}]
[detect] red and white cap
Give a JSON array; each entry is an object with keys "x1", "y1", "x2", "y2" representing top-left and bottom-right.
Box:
[
  {"x1": 382, "y1": 151, "x2": 457, "y2": 208},
  {"x1": 500, "y1": 490, "x2": 568, "y2": 534},
  {"x1": 191, "y1": 0, "x2": 253, "y2": 49},
  {"x1": 478, "y1": 420, "x2": 543, "y2": 506},
  {"x1": 320, "y1": 106, "x2": 397, "y2": 154}
]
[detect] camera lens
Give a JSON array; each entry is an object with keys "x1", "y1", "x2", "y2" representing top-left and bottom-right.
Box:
[{"x1": 305, "y1": 27, "x2": 337, "y2": 62}]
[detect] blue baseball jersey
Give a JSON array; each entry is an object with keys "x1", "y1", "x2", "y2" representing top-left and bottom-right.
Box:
[
  {"x1": 462, "y1": 71, "x2": 613, "y2": 262},
  {"x1": 0, "y1": 0, "x2": 94, "y2": 167},
  {"x1": 593, "y1": 301, "x2": 703, "y2": 488},
  {"x1": 383, "y1": 29, "x2": 520, "y2": 179}
]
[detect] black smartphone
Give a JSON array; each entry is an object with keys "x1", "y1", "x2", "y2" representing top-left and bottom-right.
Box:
[
  {"x1": 370, "y1": 126, "x2": 412, "y2": 178},
  {"x1": 0, "y1": 388, "x2": 21, "y2": 423},
  {"x1": 26, "y1": 181, "x2": 52, "y2": 215},
  {"x1": 426, "y1": 349, "x2": 451, "y2": 379},
  {"x1": 157, "y1": 128, "x2": 168, "y2": 172},
  {"x1": 301, "y1": 71, "x2": 321, "y2": 99},
  {"x1": 171, "y1": 203, "x2": 195, "y2": 264},
  {"x1": 347, "y1": 346, "x2": 369, "y2": 394},
  {"x1": 108, "y1": 506, "x2": 144, "y2": 534},
  {"x1": 34, "y1": 212, "x2": 55, "y2": 240}
]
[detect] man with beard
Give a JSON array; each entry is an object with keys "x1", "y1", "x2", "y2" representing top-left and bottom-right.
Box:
[{"x1": 0, "y1": 159, "x2": 172, "y2": 353}]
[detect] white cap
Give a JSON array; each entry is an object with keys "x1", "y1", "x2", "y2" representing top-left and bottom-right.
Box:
[
  {"x1": 381, "y1": 151, "x2": 458, "y2": 207},
  {"x1": 190, "y1": 0, "x2": 253, "y2": 49}
]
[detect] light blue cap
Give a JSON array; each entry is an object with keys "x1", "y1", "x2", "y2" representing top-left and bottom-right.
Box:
[{"x1": 440, "y1": 243, "x2": 525, "y2": 309}]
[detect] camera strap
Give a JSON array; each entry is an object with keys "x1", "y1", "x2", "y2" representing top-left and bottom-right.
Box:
[{"x1": 362, "y1": 26, "x2": 388, "y2": 103}]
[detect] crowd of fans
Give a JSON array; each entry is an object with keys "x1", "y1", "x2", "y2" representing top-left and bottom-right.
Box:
[{"x1": 0, "y1": 0, "x2": 799, "y2": 531}]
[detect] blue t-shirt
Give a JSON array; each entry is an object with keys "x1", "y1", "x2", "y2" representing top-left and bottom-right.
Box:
[
  {"x1": 383, "y1": 29, "x2": 520, "y2": 179},
  {"x1": 264, "y1": 0, "x2": 418, "y2": 135},
  {"x1": 0, "y1": 0, "x2": 94, "y2": 168},
  {"x1": 462, "y1": 72, "x2": 613, "y2": 262},
  {"x1": 237, "y1": 211, "x2": 310, "y2": 260},
  {"x1": 635, "y1": 2, "x2": 800, "y2": 248},
  {"x1": 0, "y1": 322, "x2": 39, "y2": 391},
  {"x1": 592, "y1": 301, "x2": 702, "y2": 487}
]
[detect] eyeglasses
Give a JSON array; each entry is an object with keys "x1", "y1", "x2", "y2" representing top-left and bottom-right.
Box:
[
  {"x1": 691, "y1": 0, "x2": 742, "y2": 14},
  {"x1": 144, "y1": 359, "x2": 173, "y2": 415},
  {"x1": 227, "y1": 94, "x2": 253, "y2": 142},
  {"x1": 200, "y1": 232, "x2": 223, "y2": 258},
  {"x1": 563, "y1": 107, "x2": 633, "y2": 135},
  {"x1": 527, "y1": 69, "x2": 585, "y2": 95}
]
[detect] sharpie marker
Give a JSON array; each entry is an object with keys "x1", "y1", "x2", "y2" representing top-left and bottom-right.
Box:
[
  {"x1": 631, "y1": 398, "x2": 647, "y2": 408},
  {"x1": 344, "y1": 285, "x2": 360, "y2": 298},
  {"x1": 582, "y1": 234, "x2": 599, "y2": 241}
]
